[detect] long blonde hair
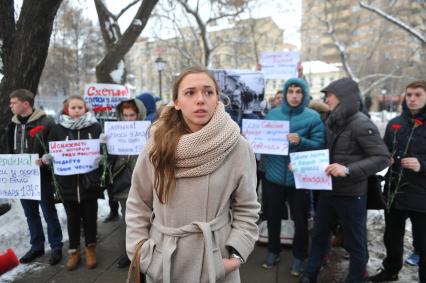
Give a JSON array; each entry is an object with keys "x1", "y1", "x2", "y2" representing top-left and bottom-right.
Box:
[{"x1": 149, "y1": 66, "x2": 220, "y2": 204}]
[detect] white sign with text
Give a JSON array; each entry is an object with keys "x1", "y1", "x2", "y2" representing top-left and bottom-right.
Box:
[
  {"x1": 49, "y1": 139, "x2": 100, "y2": 176},
  {"x1": 290, "y1": 149, "x2": 332, "y2": 190},
  {"x1": 105, "y1": 121, "x2": 151, "y2": 155},
  {"x1": 83, "y1": 83, "x2": 129, "y2": 110},
  {"x1": 0, "y1": 154, "x2": 41, "y2": 200},
  {"x1": 242, "y1": 119, "x2": 289, "y2": 155}
]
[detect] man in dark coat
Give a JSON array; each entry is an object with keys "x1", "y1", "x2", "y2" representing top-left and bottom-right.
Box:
[
  {"x1": 301, "y1": 78, "x2": 390, "y2": 283},
  {"x1": 8, "y1": 89, "x2": 63, "y2": 265},
  {"x1": 368, "y1": 80, "x2": 426, "y2": 283}
]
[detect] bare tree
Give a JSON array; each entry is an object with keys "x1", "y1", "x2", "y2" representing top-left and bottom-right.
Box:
[
  {"x1": 359, "y1": 0, "x2": 426, "y2": 70},
  {"x1": 94, "y1": 0, "x2": 158, "y2": 84},
  {"x1": 38, "y1": 0, "x2": 104, "y2": 101},
  {"x1": 0, "y1": 0, "x2": 62, "y2": 153},
  {"x1": 164, "y1": 0, "x2": 246, "y2": 67},
  {"x1": 302, "y1": 0, "x2": 418, "y2": 102}
]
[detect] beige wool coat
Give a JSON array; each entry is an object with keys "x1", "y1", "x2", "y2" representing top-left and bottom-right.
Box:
[{"x1": 126, "y1": 136, "x2": 260, "y2": 283}]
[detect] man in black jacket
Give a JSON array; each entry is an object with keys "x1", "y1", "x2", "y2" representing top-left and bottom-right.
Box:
[
  {"x1": 368, "y1": 80, "x2": 426, "y2": 283},
  {"x1": 8, "y1": 89, "x2": 63, "y2": 265},
  {"x1": 300, "y1": 78, "x2": 390, "y2": 283}
]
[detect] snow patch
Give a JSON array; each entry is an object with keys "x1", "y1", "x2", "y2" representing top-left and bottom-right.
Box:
[
  {"x1": 0, "y1": 197, "x2": 111, "y2": 281},
  {"x1": 132, "y1": 19, "x2": 143, "y2": 27},
  {"x1": 109, "y1": 60, "x2": 125, "y2": 84}
]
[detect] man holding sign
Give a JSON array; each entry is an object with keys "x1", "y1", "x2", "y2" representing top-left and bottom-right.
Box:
[
  {"x1": 261, "y1": 78, "x2": 324, "y2": 276},
  {"x1": 301, "y1": 78, "x2": 390, "y2": 283},
  {"x1": 7, "y1": 89, "x2": 63, "y2": 265}
]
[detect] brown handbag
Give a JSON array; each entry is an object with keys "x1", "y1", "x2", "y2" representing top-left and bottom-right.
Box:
[{"x1": 127, "y1": 239, "x2": 146, "y2": 283}]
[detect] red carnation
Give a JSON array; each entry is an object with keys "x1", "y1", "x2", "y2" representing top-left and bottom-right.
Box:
[
  {"x1": 391, "y1": 124, "x2": 401, "y2": 131},
  {"x1": 29, "y1": 126, "x2": 45, "y2": 138},
  {"x1": 414, "y1": 119, "x2": 424, "y2": 127}
]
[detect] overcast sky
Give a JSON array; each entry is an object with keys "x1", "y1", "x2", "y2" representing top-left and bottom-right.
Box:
[{"x1": 80, "y1": 0, "x2": 302, "y2": 47}]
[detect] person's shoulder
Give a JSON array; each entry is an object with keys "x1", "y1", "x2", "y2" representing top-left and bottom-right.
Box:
[
  {"x1": 350, "y1": 112, "x2": 380, "y2": 135},
  {"x1": 302, "y1": 107, "x2": 321, "y2": 120},
  {"x1": 266, "y1": 107, "x2": 284, "y2": 120}
]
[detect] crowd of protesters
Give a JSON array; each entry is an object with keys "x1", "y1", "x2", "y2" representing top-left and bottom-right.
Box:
[{"x1": 2, "y1": 65, "x2": 425, "y2": 283}]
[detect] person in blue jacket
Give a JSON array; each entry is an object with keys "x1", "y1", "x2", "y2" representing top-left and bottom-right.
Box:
[
  {"x1": 136, "y1": 92, "x2": 157, "y2": 122},
  {"x1": 261, "y1": 78, "x2": 324, "y2": 276}
]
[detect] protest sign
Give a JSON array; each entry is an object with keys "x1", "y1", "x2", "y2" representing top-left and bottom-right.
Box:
[
  {"x1": 260, "y1": 51, "x2": 300, "y2": 80},
  {"x1": 83, "y1": 83, "x2": 129, "y2": 113},
  {"x1": 242, "y1": 119, "x2": 289, "y2": 155},
  {"x1": 104, "y1": 121, "x2": 151, "y2": 155},
  {"x1": 290, "y1": 149, "x2": 332, "y2": 190},
  {"x1": 0, "y1": 154, "x2": 41, "y2": 200},
  {"x1": 49, "y1": 139, "x2": 100, "y2": 176}
]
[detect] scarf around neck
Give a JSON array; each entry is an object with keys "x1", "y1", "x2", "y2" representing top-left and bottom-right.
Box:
[
  {"x1": 59, "y1": 112, "x2": 98, "y2": 130},
  {"x1": 173, "y1": 102, "x2": 241, "y2": 178}
]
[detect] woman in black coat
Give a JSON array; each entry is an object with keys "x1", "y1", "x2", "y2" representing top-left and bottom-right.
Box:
[{"x1": 47, "y1": 95, "x2": 102, "y2": 271}]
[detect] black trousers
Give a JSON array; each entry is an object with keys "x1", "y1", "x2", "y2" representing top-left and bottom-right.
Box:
[
  {"x1": 63, "y1": 199, "x2": 98, "y2": 249},
  {"x1": 263, "y1": 179, "x2": 311, "y2": 260},
  {"x1": 383, "y1": 208, "x2": 426, "y2": 283}
]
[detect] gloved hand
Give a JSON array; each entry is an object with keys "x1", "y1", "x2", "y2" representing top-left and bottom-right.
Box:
[
  {"x1": 99, "y1": 133, "x2": 108, "y2": 144},
  {"x1": 41, "y1": 153, "x2": 54, "y2": 165}
]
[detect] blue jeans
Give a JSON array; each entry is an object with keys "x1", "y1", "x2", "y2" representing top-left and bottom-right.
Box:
[
  {"x1": 304, "y1": 195, "x2": 367, "y2": 283},
  {"x1": 20, "y1": 182, "x2": 63, "y2": 252}
]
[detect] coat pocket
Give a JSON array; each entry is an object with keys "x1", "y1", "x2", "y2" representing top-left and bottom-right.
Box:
[
  {"x1": 140, "y1": 239, "x2": 163, "y2": 282},
  {"x1": 213, "y1": 247, "x2": 225, "y2": 281}
]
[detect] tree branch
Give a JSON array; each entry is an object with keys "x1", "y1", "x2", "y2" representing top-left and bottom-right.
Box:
[
  {"x1": 359, "y1": 1, "x2": 426, "y2": 44},
  {"x1": 323, "y1": 18, "x2": 359, "y2": 82},
  {"x1": 116, "y1": 0, "x2": 141, "y2": 20}
]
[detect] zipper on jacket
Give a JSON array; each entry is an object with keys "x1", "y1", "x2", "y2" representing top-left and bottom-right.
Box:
[
  {"x1": 283, "y1": 112, "x2": 293, "y2": 186},
  {"x1": 21, "y1": 124, "x2": 26, "y2": 153},
  {"x1": 77, "y1": 130, "x2": 81, "y2": 204}
]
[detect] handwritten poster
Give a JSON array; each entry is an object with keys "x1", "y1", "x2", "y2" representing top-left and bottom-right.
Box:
[
  {"x1": 83, "y1": 83, "x2": 129, "y2": 111},
  {"x1": 290, "y1": 149, "x2": 332, "y2": 190},
  {"x1": 260, "y1": 51, "x2": 300, "y2": 80},
  {"x1": 49, "y1": 139, "x2": 100, "y2": 176},
  {"x1": 242, "y1": 119, "x2": 289, "y2": 155},
  {"x1": 0, "y1": 154, "x2": 41, "y2": 200},
  {"x1": 105, "y1": 121, "x2": 151, "y2": 155}
]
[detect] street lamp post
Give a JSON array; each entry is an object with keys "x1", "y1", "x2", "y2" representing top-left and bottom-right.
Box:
[{"x1": 154, "y1": 57, "x2": 166, "y2": 100}]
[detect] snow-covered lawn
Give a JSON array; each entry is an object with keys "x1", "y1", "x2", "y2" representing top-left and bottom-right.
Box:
[{"x1": 0, "y1": 197, "x2": 111, "y2": 282}]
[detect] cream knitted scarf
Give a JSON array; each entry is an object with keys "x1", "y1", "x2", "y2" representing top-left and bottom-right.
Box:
[{"x1": 174, "y1": 102, "x2": 241, "y2": 178}]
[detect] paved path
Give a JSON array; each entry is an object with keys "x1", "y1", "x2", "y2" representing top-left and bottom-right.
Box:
[{"x1": 4, "y1": 218, "x2": 345, "y2": 283}]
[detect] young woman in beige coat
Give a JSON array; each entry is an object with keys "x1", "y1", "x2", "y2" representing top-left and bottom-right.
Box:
[{"x1": 125, "y1": 66, "x2": 260, "y2": 283}]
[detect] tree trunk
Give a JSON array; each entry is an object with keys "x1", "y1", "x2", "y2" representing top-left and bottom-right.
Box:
[
  {"x1": 0, "y1": 0, "x2": 63, "y2": 153},
  {"x1": 95, "y1": 0, "x2": 158, "y2": 84}
]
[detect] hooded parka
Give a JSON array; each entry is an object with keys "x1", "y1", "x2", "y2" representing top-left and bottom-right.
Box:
[{"x1": 322, "y1": 78, "x2": 390, "y2": 196}]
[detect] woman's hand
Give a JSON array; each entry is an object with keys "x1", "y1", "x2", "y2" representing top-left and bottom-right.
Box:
[
  {"x1": 223, "y1": 258, "x2": 241, "y2": 274},
  {"x1": 401, "y1": 157, "x2": 421, "y2": 172}
]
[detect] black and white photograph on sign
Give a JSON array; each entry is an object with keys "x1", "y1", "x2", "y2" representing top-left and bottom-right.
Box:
[{"x1": 211, "y1": 69, "x2": 266, "y2": 122}]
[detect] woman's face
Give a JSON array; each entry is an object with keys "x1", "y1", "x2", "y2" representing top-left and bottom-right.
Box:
[
  {"x1": 122, "y1": 108, "x2": 138, "y2": 121},
  {"x1": 174, "y1": 73, "x2": 218, "y2": 132},
  {"x1": 68, "y1": 99, "x2": 86, "y2": 119}
]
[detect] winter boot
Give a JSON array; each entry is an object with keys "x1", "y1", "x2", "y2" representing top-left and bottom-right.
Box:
[
  {"x1": 66, "y1": 249, "x2": 80, "y2": 271},
  {"x1": 85, "y1": 245, "x2": 97, "y2": 269}
]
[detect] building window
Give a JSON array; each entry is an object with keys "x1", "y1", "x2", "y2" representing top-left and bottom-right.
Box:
[{"x1": 320, "y1": 77, "x2": 325, "y2": 87}]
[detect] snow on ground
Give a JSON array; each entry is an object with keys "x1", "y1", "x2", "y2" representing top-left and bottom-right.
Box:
[{"x1": 0, "y1": 196, "x2": 111, "y2": 282}]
